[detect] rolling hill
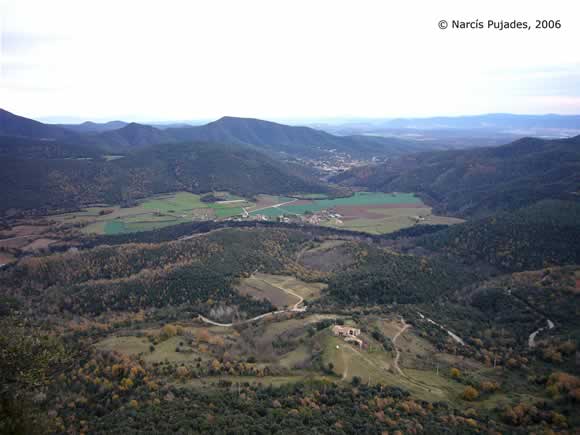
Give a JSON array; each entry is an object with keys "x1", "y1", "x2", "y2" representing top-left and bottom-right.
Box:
[{"x1": 333, "y1": 135, "x2": 580, "y2": 217}]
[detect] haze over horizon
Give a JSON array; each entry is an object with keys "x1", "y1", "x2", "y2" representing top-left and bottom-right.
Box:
[
  {"x1": 2, "y1": 0, "x2": 580, "y2": 122},
  {"x1": 24, "y1": 112, "x2": 580, "y2": 127}
]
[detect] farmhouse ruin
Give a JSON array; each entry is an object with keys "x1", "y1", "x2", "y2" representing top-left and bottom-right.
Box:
[
  {"x1": 332, "y1": 325, "x2": 363, "y2": 348},
  {"x1": 332, "y1": 325, "x2": 361, "y2": 337}
]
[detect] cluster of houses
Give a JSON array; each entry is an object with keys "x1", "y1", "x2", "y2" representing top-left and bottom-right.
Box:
[{"x1": 234, "y1": 209, "x2": 343, "y2": 225}]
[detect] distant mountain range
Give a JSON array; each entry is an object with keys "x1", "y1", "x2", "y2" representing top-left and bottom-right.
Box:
[
  {"x1": 0, "y1": 109, "x2": 458, "y2": 158},
  {"x1": 379, "y1": 114, "x2": 580, "y2": 130},
  {"x1": 333, "y1": 135, "x2": 580, "y2": 217},
  {"x1": 55, "y1": 120, "x2": 128, "y2": 133},
  {"x1": 315, "y1": 113, "x2": 580, "y2": 132}
]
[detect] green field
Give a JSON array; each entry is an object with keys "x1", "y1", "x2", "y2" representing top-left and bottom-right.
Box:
[
  {"x1": 141, "y1": 192, "x2": 209, "y2": 212},
  {"x1": 53, "y1": 192, "x2": 256, "y2": 235},
  {"x1": 52, "y1": 191, "x2": 458, "y2": 236},
  {"x1": 249, "y1": 192, "x2": 421, "y2": 217}
]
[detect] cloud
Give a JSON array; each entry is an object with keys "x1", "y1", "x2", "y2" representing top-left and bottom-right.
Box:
[
  {"x1": 1, "y1": 0, "x2": 579, "y2": 120},
  {"x1": 1, "y1": 31, "x2": 69, "y2": 55}
]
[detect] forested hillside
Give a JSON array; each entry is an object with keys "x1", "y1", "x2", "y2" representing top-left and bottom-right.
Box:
[
  {"x1": 1, "y1": 228, "x2": 308, "y2": 320},
  {"x1": 0, "y1": 135, "x2": 100, "y2": 159},
  {"x1": 333, "y1": 135, "x2": 580, "y2": 217},
  {"x1": 0, "y1": 142, "x2": 328, "y2": 212},
  {"x1": 0, "y1": 108, "x2": 73, "y2": 140},
  {"x1": 97, "y1": 123, "x2": 175, "y2": 150},
  {"x1": 417, "y1": 200, "x2": 580, "y2": 272},
  {"x1": 323, "y1": 243, "x2": 480, "y2": 306}
]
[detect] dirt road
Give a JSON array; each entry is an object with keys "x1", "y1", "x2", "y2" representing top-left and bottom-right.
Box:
[
  {"x1": 529, "y1": 318, "x2": 555, "y2": 348},
  {"x1": 198, "y1": 276, "x2": 305, "y2": 326},
  {"x1": 392, "y1": 318, "x2": 410, "y2": 375}
]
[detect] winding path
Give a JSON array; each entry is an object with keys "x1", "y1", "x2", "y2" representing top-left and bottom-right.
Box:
[
  {"x1": 392, "y1": 318, "x2": 410, "y2": 376},
  {"x1": 503, "y1": 289, "x2": 556, "y2": 349},
  {"x1": 416, "y1": 312, "x2": 465, "y2": 345},
  {"x1": 197, "y1": 276, "x2": 305, "y2": 327},
  {"x1": 389, "y1": 317, "x2": 445, "y2": 396},
  {"x1": 528, "y1": 319, "x2": 555, "y2": 348}
]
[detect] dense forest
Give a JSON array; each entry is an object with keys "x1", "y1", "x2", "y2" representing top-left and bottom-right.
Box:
[
  {"x1": 323, "y1": 243, "x2": 481, "y2": 305},
  {"x1": 417, "y1": 200, "x2": 580, "y2": 272},
  {"x1": 0, "y1": 135, "x2": 101, "y2": 159},
  {"x1": 0, "y1": 141, "x2": 328, "y2": 212},
  {"x1": 1, "y1": 228, "x2": 309, "y2": 320}
]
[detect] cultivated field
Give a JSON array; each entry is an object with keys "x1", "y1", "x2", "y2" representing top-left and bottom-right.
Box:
[
  {"x1": 235, "y1": 273, "x2": 325, "y2": 309},
  {"x1": 249, "y1": 192, "x2": 463, "y2": 234},
  {"x1": 53, "y1": 191, "x2": 255, "y2": 235}
]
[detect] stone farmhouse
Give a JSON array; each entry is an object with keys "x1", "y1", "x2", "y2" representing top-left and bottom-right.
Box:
[
  {"x1": 332, "y1": 325, "x2": 361, "y2": 337},
  {"x1": 332, "y1": 325, "x2": 363, "y2": 348}
]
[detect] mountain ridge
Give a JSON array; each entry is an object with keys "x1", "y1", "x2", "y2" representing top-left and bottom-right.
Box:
[{"x1": 0, "y1": 108, "x2": 452, "y2": 157}]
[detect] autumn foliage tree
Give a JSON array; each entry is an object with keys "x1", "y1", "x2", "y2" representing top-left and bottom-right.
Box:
[{"x1": 462, "y1": 386, "x2": 479, "y2": 401}]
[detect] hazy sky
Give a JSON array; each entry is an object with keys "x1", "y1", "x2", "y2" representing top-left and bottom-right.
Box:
[{"x1": 1, "y1": 0, "x2": 579, "y2": 122}]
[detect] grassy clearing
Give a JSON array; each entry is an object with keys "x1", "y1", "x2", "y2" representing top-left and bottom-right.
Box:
[
  {"x1": 236, "y1": 276, "x2": 299, "y2": 309},
  {"x1": 212, "y1": 206, "x2": 245, "y2": 218},
  {"x1": 141, "y1": 192, "x2": 208, "y2": 212},
  {"x1": 95, "y1": 333, "x2": 216, "y2": 364},
  {"x1": 252, "y1": 273, "x2": 326, "y2": 302},
  {"x1": 319, "y1": 328, "x2": 459, "y2": 402},
  {"x1": 321, "y1": 332, "x2": 392, "y2": 381},
  {"x1": 94, "y1": 336, "x2": 151, "y2": 355},
  {"x1": 278, "y1": 344, "x2": 311, "y2": 369},
  {"x1": 235, "y1": 273, "x2": 325, "y2": 309}
]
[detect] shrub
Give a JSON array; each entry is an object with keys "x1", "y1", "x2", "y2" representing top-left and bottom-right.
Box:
[
  {"x1": 161, "y1": 324, "x2": 177, "y2": 340},
  {"x1": 462, "y1": 386, "x2": 479, "y2": 401}
]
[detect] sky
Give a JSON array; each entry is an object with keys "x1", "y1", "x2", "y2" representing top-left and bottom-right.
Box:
[{"x1": 1, "y1": 0, "x2": 579, "y2": 123}]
